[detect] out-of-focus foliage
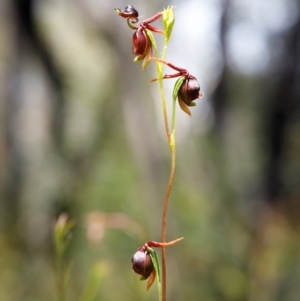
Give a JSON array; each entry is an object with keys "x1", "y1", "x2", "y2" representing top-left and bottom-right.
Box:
[{"x1": 1, "y1": 0, "x2": 300, "y2": 301}]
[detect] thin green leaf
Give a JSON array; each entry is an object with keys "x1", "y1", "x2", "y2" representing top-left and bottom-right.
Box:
[
  {"x1": 147, "y1": 247, "x2": 162, "y2": 301},
  {"x1": 172, "y1": 76, "x2": 185, "y2": 102},
  {"x1": 147, "y1": 248, "x2": 161, "y2": 284},
  {"x1": 63, "y1": 260, "x2": 74, "y2": 292},
  {"x1": 145, "y1": 29, "x2": 157, "y2": 53},
  {"x1": 78, "y1": 262, "x2": 106, "y2": 301},
  {"x1": 178, "y1": 97, "x2": 191, "y2": 116},
  {"x1": 142, "y1": 50, "x2": 152, "y2": 70}
]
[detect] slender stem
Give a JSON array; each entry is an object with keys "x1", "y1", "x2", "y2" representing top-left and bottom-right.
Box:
[
  {"x1": 153, "y1": 32, "x2": 177, "y2": 301},
  {"x1": 152, "y1": 41, "x2": 169, "y2": 301},
  {"x1": 161, "y1": 142, "x2": 175, "y2": 301},
  {"x1": 160, "y1": 40, "x2": 176, "y2": 301},
  {"x1": 56, "y1": 252, "x2": 65, "y2": 301},
  {"x1": 154, "y1": 48, "x2": 171, "y2": 145},
  {"x1": 171, "y1": 94, "x2": 177, "y2": 134},
  {"x1": 157, "y1": 77, "x2": 171, "y2": 144}
]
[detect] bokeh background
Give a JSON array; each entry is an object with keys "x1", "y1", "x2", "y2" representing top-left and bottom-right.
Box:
[{"x1": 1, "y1": 0, "x2": 300, "y2": 300}]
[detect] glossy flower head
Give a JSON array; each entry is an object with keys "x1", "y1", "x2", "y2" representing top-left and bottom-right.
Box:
[
  {"x1": 131, "y1": 248, "x2": 153, "y2": 279},
  {"x1": 131, "y1": 238, "x2": 183, "y2": 290},
  {"x1": 177, "y1": 75, "x2": 203, "y2": 115},
  {"x1": 150, "y1": 58, "x2": 203, "y2": 116}
]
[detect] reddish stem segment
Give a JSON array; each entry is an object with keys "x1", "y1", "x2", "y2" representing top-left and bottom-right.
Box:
[
  {"x1": 143, "y1": 24, "x2": 164, "y2": 34},
  {"x1": 142, "y1": 12, "x2": 163, "y2": 25},
  {"x1": 161, "y1": 142, "x2": 176, "y2": 301},
  {"x1": 146, "y1": 237, "x2": 183, "y2": 248},
  {"x1": 152, "y1": 57, "x2": 189, "y2": 76}
]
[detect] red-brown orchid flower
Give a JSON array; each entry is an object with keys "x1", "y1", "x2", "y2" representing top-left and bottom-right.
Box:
[
  {"x1": 151, "y1": 58, "x2": 204, "y2": 116},
  {"x1": 131, "y1": 238, "x2": 183, "y2": 290},
  {"x1": 177, "y1": 75, "x2": 202, "y2": 111},
  {"x1": 115, "y1": 5, "x2": 164, "y2": 68}
]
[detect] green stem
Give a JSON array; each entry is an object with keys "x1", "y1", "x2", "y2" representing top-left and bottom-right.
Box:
[
  {"x1": 171, "y1": 93, "x2": 177, "y2": 134},
  {"x1": 154, "y1": 45, "x2": 170, "y2": 145},
  {"x1": 56, "y1": 254, "x2": 65, "y2": 301},
  {"x1": 160, "y1": 40, "x2": 176, "y2": 301}
]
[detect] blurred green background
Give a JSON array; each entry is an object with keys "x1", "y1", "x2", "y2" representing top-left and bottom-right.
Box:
[{"x1": 1, "y1": 0, "x2": 300, "y2": 300}]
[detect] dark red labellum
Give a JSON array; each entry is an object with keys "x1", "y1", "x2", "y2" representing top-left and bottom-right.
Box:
[
  {"x1": 115, "y1": 5, "x2": 139, "y2": 22},
  {"x1": 179, "y1": 76, "x2": 201, "y2": 106},
  {"x1": 132, "y1": 27, "x2": 151, "y2": 58},
  {"x1": 131, "y1": 249, "x2": 153, "y2": 279},
  {"x1": 123, "y1": 5, "x2": 139, "y2": 18}
]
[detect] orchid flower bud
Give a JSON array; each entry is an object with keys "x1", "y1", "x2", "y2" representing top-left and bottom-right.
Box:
[{"x1": 163, "y1": 6, "x2": 175, "y2": 42}]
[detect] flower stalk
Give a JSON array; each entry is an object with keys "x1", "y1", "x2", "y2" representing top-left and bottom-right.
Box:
[{"x1": 115, "y1": 5, "x2": 203, "y2": 301}]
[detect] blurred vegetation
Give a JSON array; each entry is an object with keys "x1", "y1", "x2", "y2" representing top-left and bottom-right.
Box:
[{"x1": 1, "y1": 0, "x2": 300, "y2": 301}]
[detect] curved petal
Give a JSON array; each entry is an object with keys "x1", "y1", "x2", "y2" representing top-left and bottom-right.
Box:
[
  {"x1": 132, "y1": 27, "x2": 150, "y2": 58},
  {"x1": 178, "y1": 95, "x2": 191, "y2": 116},
  {"x1": 146, "y1": 270, "x2": 156, "y2": 290}
]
